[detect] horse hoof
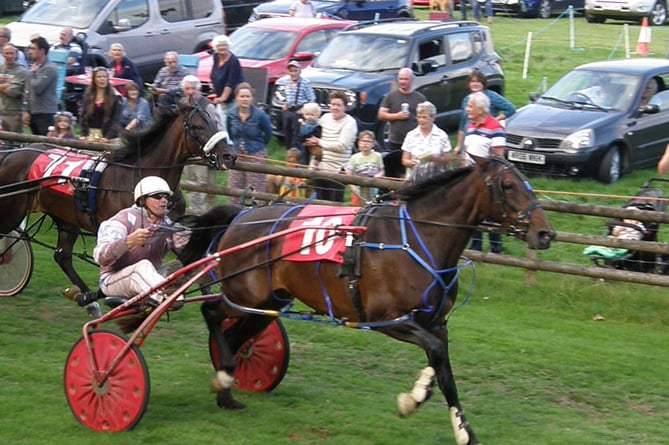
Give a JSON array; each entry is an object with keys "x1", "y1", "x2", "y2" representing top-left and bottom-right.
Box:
[
  {"x1": 86, "y1": 302, "x2": 102, "y2": 318},
  {"x1": 397, "y1": 392, "x2": 417, "y2": 417},
  {"x1": 216, "y1": 392, "x2": 246, "y2": 410},
  {"x1": 63, "y1": 285, "x2": 81, "y2": 302}
]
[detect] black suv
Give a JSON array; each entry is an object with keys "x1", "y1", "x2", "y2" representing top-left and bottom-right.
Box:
[{"x1": 271, "y1": 20, "x2": 505, "y2": 144}]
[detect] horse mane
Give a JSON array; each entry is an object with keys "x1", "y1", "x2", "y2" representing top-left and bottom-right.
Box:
[
  {"x1": 178, "y1": 205, "x2": 242, "y2": 266},
  {"x1": 108, "y1": 104, "x2": 194, "y2": 162},
  {"x1": 396, "y1": 166, "x2": 474, "y2": 201}
]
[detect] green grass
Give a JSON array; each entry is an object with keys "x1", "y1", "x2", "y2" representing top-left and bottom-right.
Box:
[{"x1": 2, "y1": 11, "x2": 669, "y2": 445}]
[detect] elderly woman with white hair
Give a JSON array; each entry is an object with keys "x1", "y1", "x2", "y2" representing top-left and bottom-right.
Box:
[
  {"x1": 463, "y1": 90, "x2": 506, "y2": 254},
  {"x1": 400, "y1": 100, "x2": 453, "y2": 181},
  {"x1": 210, "y1": 34, "x2": 243, "y2": 130},
  {"x1": 108, "y1": 42, "x2": 144, "y2": 95}
]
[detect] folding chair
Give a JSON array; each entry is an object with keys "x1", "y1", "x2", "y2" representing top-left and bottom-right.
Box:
[{"x1": 178, "y1": 54, "x2": 200, "y2": 76}]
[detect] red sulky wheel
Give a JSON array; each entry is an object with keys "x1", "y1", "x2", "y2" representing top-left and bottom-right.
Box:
[
  {"x1": 64, "y1": 329, "x2": 150, "y2": 432},
  {"x1": 209, "y1": 319, "x2": 290, "y2": 392}
]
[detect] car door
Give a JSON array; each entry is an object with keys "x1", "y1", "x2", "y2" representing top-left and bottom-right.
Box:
[
  {"x1": 341, "y1": 0, "x2": 397, "y2": 20},
  {"x1": 624, "y1": 78, "x2": 669, "y2": 170}
]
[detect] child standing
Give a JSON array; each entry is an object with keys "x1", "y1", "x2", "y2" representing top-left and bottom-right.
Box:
[
  {"x1": 298, "y1": 102, "x2": 322, "y2": 168},
  {"x1": 47, "y1": 111, "x2": 76, "y2": 139},
  {"x1": 266, "y1": 147, "x2": 307, "y2": 199},
  {"x1": 345, "y1": 130, "x2": 385, "y2": 204}
]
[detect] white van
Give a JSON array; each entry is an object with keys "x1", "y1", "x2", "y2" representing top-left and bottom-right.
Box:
[{"x1": 7, "y1": 0, "x2": 223, "y2": 82}]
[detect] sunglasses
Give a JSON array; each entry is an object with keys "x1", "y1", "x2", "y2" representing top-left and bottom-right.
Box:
[{"x1": 148, "y1": 193, "x2": 170, "y2": 200}]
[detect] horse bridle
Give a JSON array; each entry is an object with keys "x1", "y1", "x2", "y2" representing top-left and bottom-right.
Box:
[
  {"x1": 183, "y1": 105, "x2": 230, "y2": 168},
  {"x1": 481, "y1": 157, "x2": 542, "y2": 240}
]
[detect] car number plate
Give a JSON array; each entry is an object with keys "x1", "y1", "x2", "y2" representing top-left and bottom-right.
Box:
[{"x1": 508, "y1": 150, "x2": 546, "y2": 165}]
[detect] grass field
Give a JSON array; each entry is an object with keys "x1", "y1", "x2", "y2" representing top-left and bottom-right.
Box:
[{"x1": 1, "y1": 11, "x2": 669, "y2": 445}]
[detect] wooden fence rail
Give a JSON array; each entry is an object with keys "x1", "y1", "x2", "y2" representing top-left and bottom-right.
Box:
[{"x1": 2, "y1": 132, "x2": 668, "y2": 286}]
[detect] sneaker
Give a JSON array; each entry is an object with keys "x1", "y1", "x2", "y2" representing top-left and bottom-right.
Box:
[{"x1": 147, "y1": 291, "x2": 184, "y2": 311}]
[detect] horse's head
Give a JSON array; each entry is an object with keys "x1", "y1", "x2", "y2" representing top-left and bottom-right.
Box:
[
  {"x1": 475, "y1": 156, "x2": 555, "y2": 250},
  {"x1": 181, "y1": 105, "x2": 237, "y2": 170}
]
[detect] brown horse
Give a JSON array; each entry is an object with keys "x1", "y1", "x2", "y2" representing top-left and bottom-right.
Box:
[
  {"x1": 0, "y1": 104, "x2": 236, "y2": 315},
  {"x1": 178, "y1": 156, "x2": 555, "y2": 445}
]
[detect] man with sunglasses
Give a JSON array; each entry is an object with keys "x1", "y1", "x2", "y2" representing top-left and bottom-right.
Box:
[{"x1": 93, "y1": 176, "x2": 191, "y2": 311}]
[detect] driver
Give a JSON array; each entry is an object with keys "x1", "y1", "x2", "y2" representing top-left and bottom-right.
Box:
[{"x1": 93, "y1": 176, "x2": 191, "y2": 309}]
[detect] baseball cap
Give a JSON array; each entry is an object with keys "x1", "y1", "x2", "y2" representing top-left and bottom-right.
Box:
[{"x1": 287, "y1": 60, "x2": 300, "y2": 69}]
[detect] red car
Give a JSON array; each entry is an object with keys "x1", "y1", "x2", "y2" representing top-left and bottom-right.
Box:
[{"x1": 195, "y1": 17, "x2": 354, "y2": 102}]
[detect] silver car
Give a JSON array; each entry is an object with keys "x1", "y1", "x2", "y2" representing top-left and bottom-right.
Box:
[
  {"x1": 7, "y1": 0, "x2": 223, "y2": 82},
  {"x1": 585, "y1": 0, "x2": 667, "y2": 26}
]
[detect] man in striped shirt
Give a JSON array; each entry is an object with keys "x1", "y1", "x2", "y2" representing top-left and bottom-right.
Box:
[
  {"x1": 463, "y1": 91, "x2": 505, "y2": 254},
  {"x1": 276, "y1": 60, "x2": 316, "y2": 154}
]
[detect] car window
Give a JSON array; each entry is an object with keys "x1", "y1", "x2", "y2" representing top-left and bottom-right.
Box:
[
  {"x1": 230, "y1": 28, "x2": 295, "y2": 60},
  {"x1": 447, "y1": 32, "x2": 474, "y2": 65},
  {"x1": 649, "y1": 90, "x2": 669, "y2": 110},
  {"x1": 158, "y1": 0, "x2": 213, "y2": 21},
  {"x1": 314, "y1": 34, "x2": 409, "y2": 71},
  {"x1": 19, "y1": 0, "x2": 107, "y2": 28},
  {"x1": 295, "y1": 29, "x2": 338, "y2": 56},
  {"x1": 99, "y1": 0, "x2": 149, "y2": 34},
  {"x1": 417, "y1": 38, "x2": 445, "y2": 67}
]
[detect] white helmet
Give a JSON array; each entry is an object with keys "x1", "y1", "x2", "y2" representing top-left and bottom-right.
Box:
[{"x1": 133, "y1": 176, "x2": 172, "y2": 204}]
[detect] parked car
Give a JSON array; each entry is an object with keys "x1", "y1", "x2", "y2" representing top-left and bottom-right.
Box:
[
  {"x1": 249, "y1": 0, "x2": 413, "y2": 21},
  {"x1": 584, "y1": 0, "x2": 666, "y2": 25},
  {"x1": 222, "y1": 0, "x2": 276, "y2": 34},
  {"x1": 6, "y1": 0, "x2": 223, "y2": 82},
  {"x1": 0, "y1": 0, "x2": 26, "y2": 15},
  {"x1": 195, "y1": 17, "x2": 354, "y2": 103},
  {"x1": 492, "y1": 0, "x2": 584, "y2": 18},
  {"x1": 504, "y1": 59, "x2": 669, "y2": 183},
  {"x1": 271, "y1": 20, "x2": 504, "y2": 143}
]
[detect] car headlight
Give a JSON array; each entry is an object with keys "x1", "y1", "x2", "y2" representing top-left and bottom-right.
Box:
[{"x1": 559, "y1": 129, "x2": 593, "y2": 152}]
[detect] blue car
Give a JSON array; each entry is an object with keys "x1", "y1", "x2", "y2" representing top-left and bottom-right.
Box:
[
  {"x1": 504, "y1": 59, "x2": 669, "y2": 183},
  {"x1": 490, "y1": 0, "x2": 584, "y2": 18},
  {"x1": 249, "y1": 0, "x2": 413, "y2": 22}
]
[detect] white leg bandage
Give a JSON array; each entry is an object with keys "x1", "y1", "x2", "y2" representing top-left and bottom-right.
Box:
[{"x1": 449, "y1": 406, "x2": 470, "y2": 445}]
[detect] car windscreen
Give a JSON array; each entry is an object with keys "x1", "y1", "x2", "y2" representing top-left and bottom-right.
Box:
[
  {"x1": 312, "y1": 34, "x2": 409, "y2": 72},
  {"x1": 230, "y1": 27, "x2": 296, "y2": 61},
  {"x1": 20, "y1": 0, "x2": 107, "y2": 28},
  {"x1": 541, "y1": 69, "x2": 640, "y2": 111}
]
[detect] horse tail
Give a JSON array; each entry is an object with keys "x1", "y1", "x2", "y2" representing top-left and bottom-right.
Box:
[{"x1": 178, "y1": 204, "x2": 242, "y2": 265}]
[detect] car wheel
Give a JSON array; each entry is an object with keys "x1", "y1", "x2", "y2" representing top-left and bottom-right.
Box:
[
  {"x1": 649, "y1": 1, "x2": 667, "y2": 25},
  {"x1": 597, "y1": 147, "x2": 621, "y2": 183},
  {"x1": 585, "y1": 14, "x2": 605, "y2": 23},
  {"x1": 537, "y1": 0, "x2": 552, "y2": 19}
]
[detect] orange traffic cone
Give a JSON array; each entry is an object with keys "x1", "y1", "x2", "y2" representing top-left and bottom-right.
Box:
[{"x1": 635, "y1": 17, "x2": 651, "y2": 56}]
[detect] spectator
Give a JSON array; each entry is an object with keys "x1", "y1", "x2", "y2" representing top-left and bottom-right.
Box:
[
  {"x1": 401, "y1": 101, "x2": 453, "y2": 182},
  {"x1": 0, "y1": 43, "x2": 28, "y2": 133},
  {"x1": 108, "y1": 42, "x2": 143, "y2": 96},
  {"x1": 93, "y1": 176, "x2": 190, "y2": 311},
  {"x1": 266, "y1": 147, "x2": 307, "y2": 199},
  {"x1": 79, "y1": 66, "x2": 122, "y2": 142},
  {"x1": 463, "y1": 91, "x2": 505, "y2": 254},
  {"x1": 297, "y1": 102, "x2": 323, "y2": 169},
  {"x1": 472, "y1": 0, "x2": 493, "y2": 23},
  {"x1": 456, "y1": 70, "x2": 515, "y2": 152},
  {"x1": 149, "y1": 51, "x2": 188, "y2": 97},
  {"x1": 377, "y1": 67, "x2": 426, "y2": 178},
  {"x1": 290, "y1": 0, "x2": 317, "y2": 17},
  {"x1": 658, "y1": 144, "x2": 669, "y2": 175},
  {"x1": 227, "y1": 82, "x2": 273, "y2": 205},
  {"x1": 120, "y1": 80, "x2": 152, "y2": 132},
  {"x1": 22, "y1": 36, "x2": 58, "y2": 136},
  {"x1": 180, "y1": 74, "x2": 221, "y2": 214},
  {"x1": 345, "y1": 130, "x2": 385, "y2": 203},
  {"x1": 52, "y1": 27, "x2": 83, "y2": 71},
  {"x1": 0, "y1": 26, "x2": 27, "y2": 68},
  {"x1": 210, "y1": 34, "x2": 243, "y2": 131},
  {"x1": 47, "y1": 111, "x2": 76, "y2": 139},
  {"x1": 276, "y1": 59, "x2": 316, "y2": 155},
  {"x1": 639, "y1": 77, "x2": 658, "y2": 109},
  {"x1": 304, "y1": 90, "x2": 357, "y2": 202}
]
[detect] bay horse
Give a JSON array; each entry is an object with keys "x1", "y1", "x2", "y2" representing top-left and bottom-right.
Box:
[
  {"x1": 178, "y1": 156, "x2": 555, "y2": 445},
  {"x1": 0, "y1": 104, "x2": 236, "y2": 315}
]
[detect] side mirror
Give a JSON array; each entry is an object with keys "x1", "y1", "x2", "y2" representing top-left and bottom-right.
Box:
[
  {"x1": 529, "y1": 92, "x2": 539, "y2": 102},
  {"x1": 113, "y1": 19, "x2": 132, "y2": 32}
]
